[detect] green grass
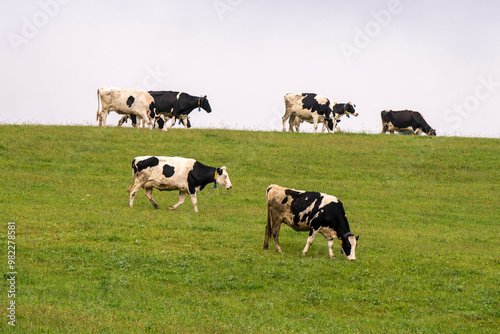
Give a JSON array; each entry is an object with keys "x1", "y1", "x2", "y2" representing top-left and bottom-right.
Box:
[{"x1": 0, "y1": 125, "x2": 499, "y2": 333}]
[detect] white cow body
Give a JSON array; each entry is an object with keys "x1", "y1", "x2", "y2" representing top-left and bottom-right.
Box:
[{"x1": 96, "y1": 86, "x2": 156, "y2": 129}]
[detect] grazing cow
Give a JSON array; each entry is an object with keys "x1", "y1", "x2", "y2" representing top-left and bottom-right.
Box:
[
  {"x1": 96, "y1": 87, "x2": 156, "y2": 129},
  {"x1": 117, "y1": 114, "x2": 191, "y2": 129},
  {"x1": 282, "y1": 93, "x2": 334, "y2": 134},
  {"x1": 291, "y1": 101, "x2": 358, "y2": 133},
  {"x1": 127, "y1": 156, "x2": 232, "y2": 213},
  {"x1": 381, "y1": 110, "x2": 436, "y2": 135},
  {"x1": 264, "y1": 184, "x2": 359, "y2": 260},
  {"x1": 148, "y1": 91, "x2": 212, "y2": 131}
]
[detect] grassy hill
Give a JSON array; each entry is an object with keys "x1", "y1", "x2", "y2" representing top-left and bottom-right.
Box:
[{"x1": 0, "y1": 125, "x2": 499, "y2": 333}]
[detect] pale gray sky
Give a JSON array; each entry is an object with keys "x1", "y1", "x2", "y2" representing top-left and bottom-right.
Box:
[{"x1": 1, "y1": 0, "x2": 499, "y2": 137}]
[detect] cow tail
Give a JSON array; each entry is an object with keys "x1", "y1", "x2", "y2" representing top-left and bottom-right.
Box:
[
  {"x1": 96, "y1": 88, "x2": 101, "y2": 121},
  {"x1": 266, "y1": 203, "x2": 273, "y2": 239}
]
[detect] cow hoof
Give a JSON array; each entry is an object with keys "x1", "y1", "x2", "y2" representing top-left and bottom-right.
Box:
[
  {"x1": 167, "y1": 206, "x2": 175, "y2": 210},
  {"x1": 154, "y1": 205, "x2": 160, "y2": 209}
]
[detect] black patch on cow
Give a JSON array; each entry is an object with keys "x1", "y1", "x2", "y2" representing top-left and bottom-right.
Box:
[
  {"x1": 126, "y1": 96, "x2": 135, "y2": 108},
  {"x1": 149, "y1": 101, "x2": 155, "y2": 119},
  {"x1": 300, "y1": 93, "x2": 332, "y2": 120},
  {"x1": 130, "y1": 114, "x2": 137, "y2": 126},
  {"x1": 162, "y1": 164, "x2": 175, "y2": 178},
  {"x1": 301, "y1": 93, "x2": 320, "y2": 111},
  {"x1": 281, "y1": 197, "x2": 288, "y2": 204},
  {"x1": 132, "y1": 158, "x2": 137, "y2": 174},
  {"x1": 134, "y1": 156, "x2": 159, "y2": 174},
  {"x1": 285, "y1": 189, "x2": 323, "y2": 226},
  {"x1": 156, "y1": 117, "x2": 165, "y2": 129},
  {"x1": 187, "y1": 161, "x2": 217, "y2": 194}
]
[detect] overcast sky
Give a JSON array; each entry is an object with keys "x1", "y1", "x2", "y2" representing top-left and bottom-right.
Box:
[{"x1": 1, "y1": 0, "x2": 499, "y2": 137}]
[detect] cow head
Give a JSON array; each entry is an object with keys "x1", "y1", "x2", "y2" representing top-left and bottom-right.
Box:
[
  {"x1": 154, "y1": 114, "x2": 165, "y2": 130},
  {"x1": 345, "y1": 102, "x2": 358, "y2": 117},
  {"x1": 199, "y1": 95, "x2": 212, "y2": 113},
  {"x1": 215, "y1": 166, "x2": 232, "y2": 189},
  {"x1": 428, "y1": 129, "x2": 437, "y2": 136},
  {"x1": 340, "y1": 232, "x2": 359, "y2": 261}
]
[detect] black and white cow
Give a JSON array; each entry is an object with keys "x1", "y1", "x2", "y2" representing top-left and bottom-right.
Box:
[
  {"x1": 331, "y1": 102, "x2": 358, "y2": 132},
  {"x1": 148, "y1": 91, "x2": 212, "y2": 131},
  {"x1": 127, "y1": 156, "x2": 232, "y2": 213},
  {"x1": 381, "y1": 110, "x2": 436, "y2": 135},
  {"x1": 282, "y1": 93, "x2": 334, "y2": 134},
  {"x1": 264, "y1": 184, "x2": 359, "y2": 260},
  {"x1": 96, "y1": 87, "x2": 156, "y2": 129},
  {"x1": 291, "y1": 101, "x2": 358, "y2": 133}
]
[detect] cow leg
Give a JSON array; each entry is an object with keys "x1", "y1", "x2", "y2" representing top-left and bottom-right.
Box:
[
  {"x1": 312, "y1": 117, "x2": 319, "y2": 134},
  {"x1": 101, "y1": 110, "x2": 109, "y2": 127},
  {"x1": 168, "y1": 191, "x2": 187, "y2": 211},
  {"x1": 302, "y1": 229, "x2": 320, "y2": 256},
  {"x1": 189, "y1": 193, "x2": 199, "y2": 213},
  {"x1": 145, "y1": 116, "x2": 153, "y2": 130},
  {"x1": 117, "y1": 115, "x2": 128, "y2": 127},
  {"x1": 181, "y1": 116, "x2": 189, "y2": 129},
  {"x1": 263, "y1": 209, "x2": 271, "y2": 249},
  {"x1": 128, "y1": 179, "x2": 146, "y2": 207},
  {"x1": 327, "y1": 239, "x2": 335, "y2": 259},
  {"x1": 144, "y1": 187, "x2": 159, "y2": 209},
  {"x1": 167, "y1": 117, "x2": 176, "y2": 130},
  {"x1": 264, "y1": 206, "x2": 281, "y2": 251},
  {"x1": 282, "y1": 113, "x2": 290, "y2": 132},
  {"x1": 319, "y1": 228, "x2": 337, "y2": 259}
]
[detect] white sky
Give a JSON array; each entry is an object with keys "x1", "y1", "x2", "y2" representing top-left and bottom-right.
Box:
[{"x1": 1, "y1": 0, "x2": 499, "y2": 137}]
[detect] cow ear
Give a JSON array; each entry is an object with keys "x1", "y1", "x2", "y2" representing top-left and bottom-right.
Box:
[
  {"x1": 221, "y1": 166, "x2": 226, "y2": 171},
  {"x1": 356, "y1": 235, "x2": 360, "y2": 241},
  {"x1": 217, "y1": 167, "x2": 223, "y2": 175}
]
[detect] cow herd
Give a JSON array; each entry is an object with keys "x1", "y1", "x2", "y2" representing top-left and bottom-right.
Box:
[
  {"x1": 95, "y1": 87, "x2": 436, "y2": 135},
  {"x1": 94, "y1": 86, "x2": 440, "y2": 261}
]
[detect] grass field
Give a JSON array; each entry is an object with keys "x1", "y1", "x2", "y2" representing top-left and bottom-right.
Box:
[{"x1": 0, "y1": 124, "x2": 499, "y2": 333}]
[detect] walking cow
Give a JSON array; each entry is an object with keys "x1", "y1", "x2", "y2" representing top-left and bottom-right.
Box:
[
  {"x1": 127, "y1": 156, "x2": 232, "y2": 213},
  {"x1": 291, "y1": 101, "x2": 358, "y2": 133},
  {"x1": 264, "y1": 184, "x2": 359, "y2": 260},
  {"x1": 149, "y1": 91, "x2": 212, "y2": 131},
  {"x1": 282, "y1": 93, "x2": 334, "y2": 133},
  {"x1": 96, "y1": 87, "x2": 156, "y2": 129}
]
